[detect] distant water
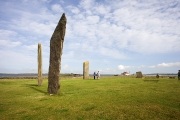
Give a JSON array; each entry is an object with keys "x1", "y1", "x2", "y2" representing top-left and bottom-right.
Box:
[
  {"x1": 90, "y1": 73, "x2": 177, "y2": 76},
  {"x1": 144, "y1": 73, "x2": 177, "y2": 77},
  {"x1": 0, "y1": 73, "x2": 114, "y2": 78},
  {"x1": 0, "y1": 73, "x2": 47, "y2": 78},
  {"x1": 89, "y1": 74, "x2": 114, "y2": 76},
  {"x1": 0, "y1": 73, "x2": 178, "y2": 78}
]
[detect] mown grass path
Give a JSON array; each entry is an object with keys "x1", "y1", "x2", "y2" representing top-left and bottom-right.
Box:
[{"x1": 0, "y1": 77, "x2": 180, "y2": 119}]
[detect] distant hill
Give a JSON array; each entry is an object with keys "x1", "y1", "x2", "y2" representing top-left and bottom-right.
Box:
[
  {"x1": 0, "y1": 73, "x2": 48, "y2": 78},
  {"x1": 0, "y1": 73, "x2": 80, "y2": 79}
]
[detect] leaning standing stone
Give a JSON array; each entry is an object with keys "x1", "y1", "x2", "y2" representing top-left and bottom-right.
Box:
[{"x1": 48, "y1": 13, "x2": 67, "y2": 94}]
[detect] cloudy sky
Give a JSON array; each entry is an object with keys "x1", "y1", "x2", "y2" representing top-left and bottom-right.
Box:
[{"x1": 0, "y1": 0, "x2": 180, "y2": 74}]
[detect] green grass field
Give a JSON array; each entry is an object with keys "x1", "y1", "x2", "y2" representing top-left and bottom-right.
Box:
[{"x1": 0, "y1": 77, "x2": 180, "y2": 120}]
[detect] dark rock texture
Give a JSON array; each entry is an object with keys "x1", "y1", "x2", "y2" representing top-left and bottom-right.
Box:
[{"x1": 48, "y1": 13, "x2": 67, "y2": 94}]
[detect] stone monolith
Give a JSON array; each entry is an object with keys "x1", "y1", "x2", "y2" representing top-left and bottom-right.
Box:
[
  {"x1": 48, "y1": 13, "x2": 66, "y2": 94},
  {"x1": 136, "y1": 71, "x2": 143, "y2": 78},
  {"x1": 83, "y1": 61, "x2": 89, "y2": 79},
  {"x1": 38, "y1": 43, "x2": 42, "y2": 86}
]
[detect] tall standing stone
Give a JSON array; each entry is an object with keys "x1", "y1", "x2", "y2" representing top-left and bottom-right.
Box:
[
  {"x1": 48, "y1": 13, "x2": 67, "y2": 94},
  {"x1": 83, "y1": 61, "x2": 89, "y2": 79},
  {"x1": 38, "y1": 43, "x2": 42, "y2": 86}
]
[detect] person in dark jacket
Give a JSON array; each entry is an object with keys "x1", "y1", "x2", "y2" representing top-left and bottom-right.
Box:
[
  {"x1": 178, "y1": 70, "x2": 180, "y2": 80},
  {"x1": 93, "y1": 72, "x2": 96, "y2": 80}
]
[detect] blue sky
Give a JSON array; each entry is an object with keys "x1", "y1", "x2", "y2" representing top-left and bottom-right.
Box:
[{"x1": 0, "y1": 0, "x2": 180, "y2": 74}]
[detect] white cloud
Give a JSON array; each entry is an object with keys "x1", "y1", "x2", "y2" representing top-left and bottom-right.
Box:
[
  {"x1": 148, "y1": 66, "x2": 156, "y2": 68},
  {"x1": 138, "y1": 65, "x2": 146, "y2": 68},
  {"x1": 67, "y1": 6, "x2": 80, "y2": 14},
  {"x1": 63, "y1": 51, "x2": 75, "y2": 59},
  {"x1": 99, "y1": 47, "x2": 127, "y2": 59},
  {"x1": 157, "y1": 62, "x2": 180, "y2": 67},
  {"x1": 23, "y1": 44, "x2": 37, "y2": 51},
  {"x1": 79, "y1": 0, "x2": 95, "y2": 10},
  {"x1": 42, "y1": 0, "x2": 52, "y2": 3},
  {"x1": 3, "y1": 4, "x2": 59, "y2": 36},
  {"x1": 0, "y1": 30, "x2": 22, "y2": 48},
  {"x1": 51, "y1": 4, "x2": 64, "y2": 12},
  {"x1": 100, "y1": 68, "x2": 113, "y2": 73},
  {"x1": 60, "y1": 0, "x2": 64, "y2": 4},
  {"x1": 102, "y1": 59, "x2": 110, "y2": 64},
  {"x1": 0, "y1": 40, "x2": 21, "y2": 48},
  {"x1": 118, "y1": 65, "x2": 132, "y2": 70},
  {"x1": 10, "y1": 18, "x2": 55, "y2": 36},
  {"x1": 0, "y1": 29, "x2": 17, "y2": 38},
  {"x1": 0, "y1": 50, "x2": 37, "y2": 73},
  {"x1": 107, "y1": 1, "x2": 180, "y2": 54},
  {"x1": 65, "y1": 0, "x2": 180, "y2": 58},
  {"x1": 64, "y1": 0, "x2": 179, "y2": 62},
  {"x1": 95, "y1": 4, "x2": 111, "y2": 15},
  {"x1": 86, "y1": 15, "x2": 100, "y2": 24},
  {"x1": 147, "y1": 62, "x2": 180, "y2": 69},
  {"x1": 22, "y1": 0, "x2": 28, "y2": 2}
]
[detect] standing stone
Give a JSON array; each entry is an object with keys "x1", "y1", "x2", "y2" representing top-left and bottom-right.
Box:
[
  {"x1": 48, "y1": 13, "x2": 67, "y2": 94},
  {"x1": 38, "y1": 43, "x2": 42, "y2": 86},
  {"x1": 136, "y1": 71, "x2": 143, "y2": 78},
  {"x1": 83, "y1": 61, "x2": 89, "y2": 79}
]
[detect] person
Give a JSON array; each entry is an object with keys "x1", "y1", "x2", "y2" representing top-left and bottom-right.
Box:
[
  {"x1": 97, "y1": 71, "x2": 100, "y2": 79},
  {"x1": 93, "y1": 72, "x2": 96, "y2": 80},
  {"x1": 156, "y1": 73, "x2": 159, "y2": 78},
  {"x1": 178, "y1": 70, "x2": 180, "y2": 80}
]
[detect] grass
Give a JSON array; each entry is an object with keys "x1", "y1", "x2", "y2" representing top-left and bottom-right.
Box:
[{"x1": 0, "y1": 76, "x2": 180, "y2": 119}]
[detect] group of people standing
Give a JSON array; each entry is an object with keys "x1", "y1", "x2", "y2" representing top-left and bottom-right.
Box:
[{"x1": 93, "y1": 71, "x2": 100, "y2": 80}]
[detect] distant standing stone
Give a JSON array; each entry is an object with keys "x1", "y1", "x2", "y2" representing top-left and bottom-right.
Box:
[
  {"x1": 48, "y1": 13, "x2": 67, "y2": 94},
  {"x1": 83, "y1": 61, "x2": 89, "y2": 79},
  {"x1": 136, "y1": 71, "x2": 143, "y2": 78},
  {"x1": 38, "y1": 43, "x2": 42, "y2": 86}
]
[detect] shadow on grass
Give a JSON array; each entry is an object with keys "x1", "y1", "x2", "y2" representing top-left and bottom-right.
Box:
[{"x1": 25, "y1": 84, "x2": 47, "y2": 94}]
